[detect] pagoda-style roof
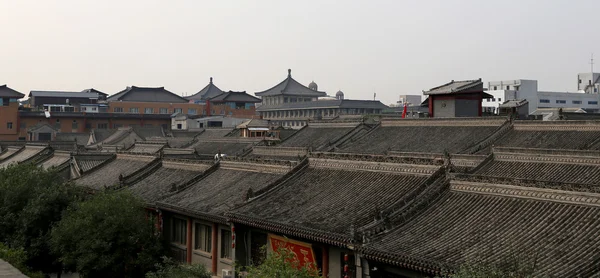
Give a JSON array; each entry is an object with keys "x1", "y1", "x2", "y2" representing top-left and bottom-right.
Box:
[
  {"x1": 107, "y1": 86, "x2": 188, "y2": 103},
  {"x1": 186, "y1": 77, "x2": 224, "y2": 101},
  {"x1": 255, "y1": 69, "x2": 326, "y2": 97},
  {"x1": 423, "y1": 79, "x2": 484, "y2": 95},
  {"x1": 0, "y1": 85, "x2": 24, "y2": 99},
  {"x1": 209, "y1": 91, "x2": 261, "y2": 103}
]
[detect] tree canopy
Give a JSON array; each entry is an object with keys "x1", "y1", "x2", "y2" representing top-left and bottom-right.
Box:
[
  {"x1": 0, "y1": 163, "x2": 84, "y2": 274},
  {"x1": 50, "y1": 190, "x2": 165, "y2": 278}
]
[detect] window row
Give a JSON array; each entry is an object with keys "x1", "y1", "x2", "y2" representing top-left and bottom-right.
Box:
[
  {"x1": 539, "y1": 99, "x2": 598, "y2": 105},
  {"x1": 171, "y1": 218, "x2": 231, "y2": 259},
  {"x1": 111, "y1": 107, "x2": 196, "y2": 114}
]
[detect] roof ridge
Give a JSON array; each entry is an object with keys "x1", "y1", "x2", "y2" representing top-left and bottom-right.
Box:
[
  {"x1": 451, "y1": 180, "x2": 600, "y2": 207},
  {"x1": 309, "y1": 158, "x2": 439, "y2": 175}
]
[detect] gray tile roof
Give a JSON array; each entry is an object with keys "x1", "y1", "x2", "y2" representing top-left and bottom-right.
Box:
[
  {"x1": 499, "y1": 99, "x2": 528, "y2": 108},
  {"x1": 29, "y1": 90, "x2": 103, "y2": 98},
  {"x1": 209, "y1": 91, "x2": 261, "y2": 103},
  {"x1": 255, "y1": 69, "x2": 327, "y2": 97},
  {"x1": 256, "y1": 99, "x2": 388, "y2": 111},
  {"x1": 107, "y1": 86, "x2": 188, "y2": 103},
  {"x1": 424, "y1": 79, "x2": 483, "y2": 95},
  {"x1": 0, "y1": 85, "x2": 24, "y2": 98},
  {"x1": 186, "y1": 77, "x2": 224, "y2": 101}
]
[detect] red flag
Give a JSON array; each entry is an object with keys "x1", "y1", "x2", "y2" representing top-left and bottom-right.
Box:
[{"x1": 401, "y1": 103, "x2": 407, "y2": 118}]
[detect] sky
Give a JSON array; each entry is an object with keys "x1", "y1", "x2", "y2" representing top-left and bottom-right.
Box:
[{"x1": 1, "y1": 0, "x2": 599, "y2": 105}]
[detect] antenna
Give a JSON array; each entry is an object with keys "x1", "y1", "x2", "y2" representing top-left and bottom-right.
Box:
[{"x1": 591, "y1": 53, "x2": 595, "y2": 73}]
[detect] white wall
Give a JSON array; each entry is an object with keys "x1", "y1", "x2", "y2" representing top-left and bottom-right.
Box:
[{"x1": 537, "y1": 91, "x2": 600, "y2": 110}]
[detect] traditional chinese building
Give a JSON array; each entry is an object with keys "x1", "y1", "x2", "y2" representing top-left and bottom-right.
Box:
[
  {"x1": 423, "y1": 79, "x2": 492, "y2": 118},
  {"x1": 255, "y1": 69, "x2": 388, "y2": 128}
]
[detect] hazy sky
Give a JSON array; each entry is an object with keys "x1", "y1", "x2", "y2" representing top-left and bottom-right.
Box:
[{"x1": 1, "y1": 0, "x2": 599, "y2": 105}]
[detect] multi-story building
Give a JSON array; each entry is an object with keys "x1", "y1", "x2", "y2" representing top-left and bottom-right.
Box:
[
  {"x1": 256, "y1": 69, "x2": 388, "y2": 128},
  {"x1": 29, "y1": 89, "x2": 108, "y2": 112},
  {"x1": 484, "y1": 78, "x2": 600, "y2": 115},
  {"x1": 577, "y1": 72, "x2": 600, "y2": 93},
  {"x1": 0, "y1": 85, "x2": 25, "y2": 140}
]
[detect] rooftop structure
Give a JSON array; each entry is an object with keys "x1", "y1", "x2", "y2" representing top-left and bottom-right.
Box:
[
  {"x1": 423, "y1": 79, "x2": 490, "y2": 118},
  {"x1": 108, "y1": 86, "x2": 188, "y2": 103},
  {"x1": 186, "y1": 77, "x2": 225, "y2": 102}
]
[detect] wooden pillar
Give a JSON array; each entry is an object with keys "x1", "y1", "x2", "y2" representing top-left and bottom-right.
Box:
[
  {"x1": 478, "y1": 92, "x2": 483, "y2": 117},
  {"x1": 186, "y1": 218, "x2": 192, "y2": 264},
  {"x1": 322, "y1": 245, "x2": 329, "y2": 278},
  {"x1": 428, "y1": 96, "x2": 434, "y2": 117},
  {"x1": 211, "y1": 223, "x2": 218, "y2": 275}
]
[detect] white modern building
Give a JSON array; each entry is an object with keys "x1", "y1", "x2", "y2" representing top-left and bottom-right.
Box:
[
  {"x1": 397, "y1": 95, "x2": 422, "y2": 106},
  {"x1": 483, "y1": 77, "x2": 600, "y2": 115},
  {"x1": 578, "y1": 72, "x2": 600, "y2": 93}
]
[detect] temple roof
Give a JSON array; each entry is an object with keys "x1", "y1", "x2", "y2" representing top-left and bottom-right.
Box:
[
  {"x1": 0, "y1": 85, "x2": 24, "y2": 98},
  {"x1": 423, "y1": 79, "x2": 484, "y2": 95},
  {"x1": 107, "y1": 86, "x2": 188, "y2": 103},
  {"x1": 208, "y1": 91, "x2": 261, "y2": 103},
  {"x1": 360, "y1": 180, "x2": 600, "y2": 277},
  {"x1": 255, "y1": 69, "x2": 326, "y2": 97},
  {"x1": 186, "y1": 77, "x2": 224, "y2": 101},
  {"x1": 340, "y1": 118, "x2": 507, "y2": 155},
  {"x1": 158, "y1": 161, "x2": 288, "y2": 223},
  {"x1": 280, "y1": 121, "x2": 368, "y2": 151},
  {"x1": 128, "y1": 160, "x2": 211, "y2": 203},
  {"x1": 229, "y1": 158, "x2": 441, "y2": 246}
]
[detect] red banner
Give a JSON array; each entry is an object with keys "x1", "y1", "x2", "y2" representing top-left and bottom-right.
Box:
[{"x1": 268, "y1": 234, "x2": 316, "y2": 269}]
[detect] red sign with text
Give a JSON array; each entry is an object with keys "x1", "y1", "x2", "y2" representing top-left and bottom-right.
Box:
[{"x1": 268, "y1": 234, "x2": 316, "y2": 269}]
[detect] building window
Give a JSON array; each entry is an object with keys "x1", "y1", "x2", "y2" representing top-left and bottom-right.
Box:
[
  {"x1": 492, "y1": 98, "x2": 496, "y2": 102},
  {"x1": 194, "y1": 224, "x2": 212, "y2": 252},
  {"x1": 595, "y1": 88, "x2": 598, "y2": 93},
  {"x1": 589, "y1": 101, "x2": 598, "y2": 105},
  {"x1": 493, "y1": 86, "x2": 497, "y2": 90},
  {"x1": 579, "y1": 79, "x2": 582, "y2": 84},
  {"x1": 556, "y1": 100, "x2": 566, "y2": 104},
  {"x1": 177, "y1": 124, "x2": 182, "y2": 130},
  {"x1": 72, "y1": 120, "x2": 78, "y2": 129},
  {"x1": 114, "y1": 107, "x2": 124, "y2": 113},
  {"x1": 6, "y1": 122, "x2": 12, "y2": 129},
  {"x1": 174, "y1": 108, "x2": 183, "y2": 114},
  {"x1": 506, "y1": 86, "x2": 510, "y2": 90},
  {"x1": 82, "y1": 107, "x2": 87, "y2": 111},
  {"x1": 145, "y1": 108, "x2": 154, "y2": 114},
  {"x1": 85, "y1": 123, "x2": 92, "y2": 129},
  {"x1": 159, "y1": 108, "x2": 169, "y2": 114},
  {"x1": 573, "y1": 100, "x2": 582, "y2": 104},
  {"x1": 1, "y1": 98, "x2": 9, "y2": 106},
  {"x1": 498, "y1": 98, "x2": 502, "y2": 102},
  {"x1": 539, "y1": 99, "x2": 550, "y2": 103},
  {"x1": 129, "y1": 107, "x2": 139, "y2": 113},
  {"x1": 188, "y1": 108, "x2": 197, "y2": 115},
  {"x1": 91, "y1": 107, "x2": 97, "y2": 111},
  {"x1": 486, "y1": 99, "x2": 490, "y2": 102},
  {"x1": 221, "y1": 229, "x2": 231, "y2": 259},
  {"x1": 97, "y1": 123, "x2": 108, "y2": 129},
  {"x1": 171, "y1": 218, "x2": 187, "y2": 246}
]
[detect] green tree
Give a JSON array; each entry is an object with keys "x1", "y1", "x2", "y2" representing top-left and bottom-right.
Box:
[
  {"x1": 50, "y1": 191, "x2": 165, "y2": 278},
  {"x1": 243, "y1": 246, "x2": 322, "y2": 278},
  {"x1": 145, "y1": 257, "x2": 212, "y2": 278},
  {"x1": 0, "y1": 163, "x2": 84, "y2": 274}
]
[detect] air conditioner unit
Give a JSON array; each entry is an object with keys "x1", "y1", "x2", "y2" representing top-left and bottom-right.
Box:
[{"x1": 222, "y1": 269, "x2": 233, "y2": 278}]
